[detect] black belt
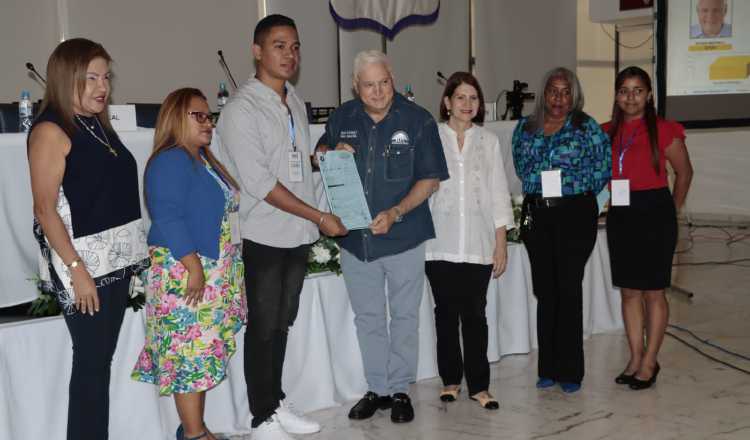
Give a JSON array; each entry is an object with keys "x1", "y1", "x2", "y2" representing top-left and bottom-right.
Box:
[{"x1": 524, "y1": 192, "x2": 594, "y2": 209}]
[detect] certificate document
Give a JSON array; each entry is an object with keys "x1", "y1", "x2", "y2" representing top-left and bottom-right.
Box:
[{"x1": 319, "y1": 151, "x2": 372, "y2": 230}]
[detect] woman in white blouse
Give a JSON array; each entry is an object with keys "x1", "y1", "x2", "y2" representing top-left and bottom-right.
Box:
[{"x1": 426, "y1": 72, "x2": 515, "y2": 410}]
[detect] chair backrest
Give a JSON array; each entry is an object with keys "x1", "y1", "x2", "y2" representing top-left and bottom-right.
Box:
[
  {"x1": 128, "y1": 103, "x2": 161, "y2": 129},
  {"x1": 0, "y1": 101, "x2": 43, "y2": 133},
  {"x1": 0, "y1": 103, "x2": 20, "y2": 133}
]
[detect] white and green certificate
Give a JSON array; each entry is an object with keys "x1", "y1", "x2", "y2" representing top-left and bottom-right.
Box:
[{"x1": 319, "y1": 151, "x2": 372, "y2": 230}]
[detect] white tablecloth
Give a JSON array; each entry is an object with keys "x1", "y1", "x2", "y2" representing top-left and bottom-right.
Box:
[
  {"x1": 0, "y1": 233, "x2": 621, "y2": 439},
  {"x1": 0, "y1": 121, "x2": 519, "y2": 308}
]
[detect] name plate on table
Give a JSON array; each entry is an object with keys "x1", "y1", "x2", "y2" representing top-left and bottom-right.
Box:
[
  {"x1": 319, "y1": 151, "x2": 372, "y2": 230},
  {"x1": 108, "y1": 105, "x2": 137, "y2": 131}
]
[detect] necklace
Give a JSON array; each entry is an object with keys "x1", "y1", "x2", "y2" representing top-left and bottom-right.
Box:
[{"x1": 75, "y1": 115, "x2": 118, "y2": 157}]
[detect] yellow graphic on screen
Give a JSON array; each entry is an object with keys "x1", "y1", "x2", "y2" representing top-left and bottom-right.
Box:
[{"x1": 709, "y1": 56, "x2": 750, "y2": 80}]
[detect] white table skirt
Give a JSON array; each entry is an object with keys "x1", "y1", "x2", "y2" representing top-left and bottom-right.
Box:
[{"x1": 0, "y1": 233, "x2": 621, "y2": 440}]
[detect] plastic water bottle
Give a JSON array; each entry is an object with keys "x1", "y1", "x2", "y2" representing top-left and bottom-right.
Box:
[
  {"x1": 217, "y1": 82, "x2": 229, "y2": 112},
  {"x1": 404, "y1": 85, "x2": 415, "y2": 103},
  {"x1": 19, "y1": 90, "x2": 33, "y2": 133}
]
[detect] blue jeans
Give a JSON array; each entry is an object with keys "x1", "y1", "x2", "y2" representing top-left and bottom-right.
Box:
[{"x1": 341, "y1": 243, "x2": 425, "y2": 395}]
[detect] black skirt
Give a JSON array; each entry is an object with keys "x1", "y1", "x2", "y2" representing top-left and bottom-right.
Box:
[{"x1": 606, "y1": 187, "x2": 678, "y2": 290}]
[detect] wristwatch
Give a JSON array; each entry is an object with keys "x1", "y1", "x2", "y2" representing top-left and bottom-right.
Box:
[
  {"x1": 392, "y1": 206, "x2": 404, "y2": 223},
  {"x1": 66, "y1": 257, "x2": 82, "y2": 269}
]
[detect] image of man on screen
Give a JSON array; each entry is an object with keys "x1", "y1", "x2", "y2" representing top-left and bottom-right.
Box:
[{"x1": 690, "y1": 0, "x2": 732, "y2": 39}]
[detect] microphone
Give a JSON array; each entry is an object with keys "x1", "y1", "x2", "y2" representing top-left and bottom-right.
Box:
[
  {"x1": 26, "y1": 62, "x2": 46, "y2": 85},
  {"x1": 217, "y1": 50, "x2": 238, "y2": 90},
  {"x1": 437, "y1": 71, "x2": 448, "y2": 84}
]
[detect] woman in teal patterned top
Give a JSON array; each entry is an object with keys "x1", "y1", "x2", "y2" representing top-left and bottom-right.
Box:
[
  {"x1": 131, "y1": 88, "x2": 245, "y2": 440},
  {"x1": 511, "y1": 67, "x2": 611, "y2": 394}
]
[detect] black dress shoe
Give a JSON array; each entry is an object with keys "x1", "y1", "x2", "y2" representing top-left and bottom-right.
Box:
[
  {"x1": 614, "y1": 372, "x2": 635, "y2": 385},
  {"x1": 390, "y1": 393, "x2": 414, "y2": 423},
  {"x1": 348, "y1": 391, "x2": 393, "y2": 420},
  {"x1": 629, "y1": 363, "x2": 660, "y2": 390}
]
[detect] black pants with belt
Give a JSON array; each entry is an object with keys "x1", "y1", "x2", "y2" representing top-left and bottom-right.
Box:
[
  {"x1": 63, "y1": 277, "x2": 130, "y2": 440},
  {"x1": 242, "y1": 239, "x2": 309, "y2": 428},
  {"x1": 521, "y1": 193, "x2": 598, "y2": 384},
  {"x1": 425, "y1": 261, "x2": 493, "y2": 395}
]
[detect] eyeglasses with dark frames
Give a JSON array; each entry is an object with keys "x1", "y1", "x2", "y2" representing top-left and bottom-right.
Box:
[{"x1": 187, "y1": 111, "x2": 214, "y2": 124}]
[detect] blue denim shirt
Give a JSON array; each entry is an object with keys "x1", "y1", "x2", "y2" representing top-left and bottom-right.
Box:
[
  {"x1": 512, "y1": 112, "x2": 611, "y2": 196},
  {"x1": 319, "y1": 93, "x2": 449, "y2": 262}
]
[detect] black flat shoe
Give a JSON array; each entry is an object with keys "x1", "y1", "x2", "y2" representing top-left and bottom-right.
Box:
[
  {"x1": 348, "y1": 391, "x2": 393, "y2": 420},
  {"x1": 390, "y1": 393, "x2": 414, "y2": 423},
  {"x1": 629, "y1": 363, "x2": 660, "y2": 390},
  {"x1": 614, "y1": 372, "x2": 636, "y2": 385}
]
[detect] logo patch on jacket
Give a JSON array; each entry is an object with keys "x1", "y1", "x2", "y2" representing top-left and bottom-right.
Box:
[
  {"x1": 340, "y1": 130, "x2": 358, "y2": 139},
  {"x1": 390, "y1": 130, "x2": 410, "y2": 145}
]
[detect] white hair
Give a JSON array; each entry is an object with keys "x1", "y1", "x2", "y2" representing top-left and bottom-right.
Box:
[
  {"x1": 697, "y1": 0, "x2": 727, "y2": 9},
  {"x1": 352, "y1": 50, "x2": 394, "y2": 83}
]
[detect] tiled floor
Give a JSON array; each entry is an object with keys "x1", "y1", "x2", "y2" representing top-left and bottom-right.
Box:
[{"x1": 225, "y1": 224, "x2": 750, "y2": 440}]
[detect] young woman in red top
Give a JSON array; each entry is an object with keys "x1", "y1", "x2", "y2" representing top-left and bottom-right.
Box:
[{"x1": 602, "y1": 66, "x2": 693, "y2": 390}]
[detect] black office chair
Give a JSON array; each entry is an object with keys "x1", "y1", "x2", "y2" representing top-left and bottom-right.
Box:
[
  {"x1": 128, "y1": 103, "x2": 161, "y2": 128},
  {"x1": 0, "y1": 103, "x2": 20, "y2": 133},
  {"x1": 0, "y1": 101, "x2": 43, "y2": 133}
]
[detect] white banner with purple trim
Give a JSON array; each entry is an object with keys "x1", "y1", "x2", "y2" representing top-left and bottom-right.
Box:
[{"x1": 329, "y1": 0, "x2": 440, "y2": 39}]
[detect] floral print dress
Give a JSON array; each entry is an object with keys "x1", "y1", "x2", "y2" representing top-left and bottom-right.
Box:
[{"x1": 131, "y1": 162, "x2": 246, "y2": 395}]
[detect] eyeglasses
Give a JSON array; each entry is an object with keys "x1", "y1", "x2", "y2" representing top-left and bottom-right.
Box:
[{"x1": 187, "y1": 111, "x2": 214, "y2": 124}]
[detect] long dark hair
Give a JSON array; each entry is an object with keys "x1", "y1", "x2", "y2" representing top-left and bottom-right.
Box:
[
  {"x1": 439, "y1": 71, "x2": 485, "y2": 124},
  {"x1": 609, "y1": 66, "x2": 660, "y2": 174}
]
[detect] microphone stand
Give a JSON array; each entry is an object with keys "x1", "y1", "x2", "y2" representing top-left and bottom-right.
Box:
[
  {"x1": 217, "y1": 50, "x2": 238, "y2": 90},
  {"x1": 25, "y1": 62, "x2": 46, "y2": 86}
]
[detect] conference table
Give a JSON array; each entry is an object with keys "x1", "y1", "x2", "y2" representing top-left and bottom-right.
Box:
[{"x1": 0, "y1": 122, "x2": 621, "y2": 439}]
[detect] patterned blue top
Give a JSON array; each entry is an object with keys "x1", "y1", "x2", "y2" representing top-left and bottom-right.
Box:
[{"x1": 512, "y1": 113, "x2": 611, "y2": 195}]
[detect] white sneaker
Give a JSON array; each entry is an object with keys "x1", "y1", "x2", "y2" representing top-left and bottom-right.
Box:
[
  {"x1": 275, "y1": 399, "x2": 322, "y2": 434},
  {"x1": 251, "y1": 415, "x2": 294, "y2": 440}
]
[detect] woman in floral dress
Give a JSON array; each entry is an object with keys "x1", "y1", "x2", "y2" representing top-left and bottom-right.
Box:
[{"x1": 131, "y1": 88, "x2": 245, "y2": 440}]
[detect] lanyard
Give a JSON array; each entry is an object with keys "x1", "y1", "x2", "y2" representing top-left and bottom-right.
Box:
[
  {"x1": 617, "y1": 127, "x2": 639, "y2": 176},
  {"x1": 287, "y1": 109, "x2": 297, "y2": 152}
]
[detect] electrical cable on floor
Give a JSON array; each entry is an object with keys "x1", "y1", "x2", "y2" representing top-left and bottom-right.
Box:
[
  {"x1": 668, "y1": 324, "x2": 750, "y2": 362},
  {"x1": 665, "y1": 330, "x2": 750, "y2": 375},
  {"x1": 665, "y1": 223, "x2": 750, "y2": 374},
  {"x1": 673, "y1": 258, "x2": 750, "y2": 266}
]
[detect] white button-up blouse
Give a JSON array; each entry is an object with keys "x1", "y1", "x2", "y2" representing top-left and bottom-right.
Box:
[{"x1": 426, "y1": 123, "x2": 515, "y2": 265}]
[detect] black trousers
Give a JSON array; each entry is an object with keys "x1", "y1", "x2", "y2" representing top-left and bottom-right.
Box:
[
  {"x1": 425, "y1": 261, "x2": 493, "y2": 395},
  {"x1": 62, "y1": 277, "x2": 129, "y2": 440},
  {"x1": 521, "y1": 194, "x2": 597, "y2": 384},
  {"x1": 242, "y1": 239, "x2": 309, "y2": 428}
]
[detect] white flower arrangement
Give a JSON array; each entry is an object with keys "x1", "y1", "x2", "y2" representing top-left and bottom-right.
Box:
[{"x1": 306, "y1": 236, "x2": 342, "y2": 275}]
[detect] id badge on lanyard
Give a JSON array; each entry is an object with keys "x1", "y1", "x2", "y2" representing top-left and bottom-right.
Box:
[
  {"x1": 612, "y1": 128, "x2": 637, "y2": 206},
  {"x1": 287, "y1": 109, "x2": 303, "y2": 182},
  {"x1": 229, "y1": 212, "x2": 242, "y2": 245},
  {"x1": 541, "y1": 145, "x2": 562, "y2": 198}
]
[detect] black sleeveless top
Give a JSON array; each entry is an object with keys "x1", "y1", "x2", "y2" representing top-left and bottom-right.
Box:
[
  {"x1": 32, "y1": 109, "x2": 142, "y2": 236},
  {"x1": 29, "y1": 108, "x2": 149, "y2": 313}
]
